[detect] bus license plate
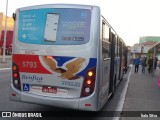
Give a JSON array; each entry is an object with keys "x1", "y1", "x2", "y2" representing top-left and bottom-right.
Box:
[{"x1": 42, "y1": 87, "x2": 57, "y2": 94}]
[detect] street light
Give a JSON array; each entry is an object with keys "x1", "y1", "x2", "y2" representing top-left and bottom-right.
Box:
[{"x1": 2, "y1": 0, "x2": 8, "y2": 62}]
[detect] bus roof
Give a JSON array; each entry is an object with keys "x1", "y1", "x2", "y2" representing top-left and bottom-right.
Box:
[{"x1": 16, "y1": 4, "x2": 100, "y2": 13}]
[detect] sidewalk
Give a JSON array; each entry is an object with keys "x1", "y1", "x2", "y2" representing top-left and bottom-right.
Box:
[
  {"x1": 0, "y1": 56, "x2": 12, "y2": 69},
  {"x1": 121, "y1": 65, "x2": 160, "y2": 119}
]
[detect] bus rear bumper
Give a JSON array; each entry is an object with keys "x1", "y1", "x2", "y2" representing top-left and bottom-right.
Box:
[
  {"x1": 21, "y1": 93, "x2": 79, "y2": 110},
  {"x1": 10, "y1": 84, "x2": 79, "y2": 109},
  {"x1": 10, "y1": 84, "x2": 98, "y2": 111}
]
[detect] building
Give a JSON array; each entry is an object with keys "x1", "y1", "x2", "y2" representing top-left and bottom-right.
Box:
[
  {"x1": 148, "y1": 41, "x2": 160, "y2": 60},
  {"x1": 0, "y1": 12, "x2": 14, "y2": 55},
  {"x1": 0, "y1": 12, "x2": 14, "y2": 36},
  {"x1": 139, "y1": 36, "x2": 160, "y2": 44},
  {"x1": 131, "y1": 36, "x2": 160, "y2": 58}
]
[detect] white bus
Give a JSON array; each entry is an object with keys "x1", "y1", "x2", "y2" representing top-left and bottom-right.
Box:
[{"x1": 10, "y1": 4, "x2": 128, "y2": 111}]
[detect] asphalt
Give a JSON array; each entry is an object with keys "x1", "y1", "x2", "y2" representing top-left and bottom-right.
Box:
[
  {"x1": 0, "y1": 56, "x2": 12, "y2": 69},
  {"x1": 0, "y1": 57, "x2": 160, "y2": 119}
]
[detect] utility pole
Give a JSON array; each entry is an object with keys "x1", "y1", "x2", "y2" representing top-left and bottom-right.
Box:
[{"x1": 2, "y1": 0, "x2": 8, "y2": 62}]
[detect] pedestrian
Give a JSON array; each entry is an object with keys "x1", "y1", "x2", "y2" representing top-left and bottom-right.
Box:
[
  {"x1": 141, "y1": 57, "x2": 146, "y2": 74},
  {"x1": 158, "y1": 60, "x2": 160, "y2": 73},
  {"x1": 154, "y1": 57, "x2": 158, "y2": 70},
  {"x1": 134, "y1": 57, "x2": 140, "y2": 73},
  {"x1": 148, "y1": 56, "x2": 153, "y2": 74}
]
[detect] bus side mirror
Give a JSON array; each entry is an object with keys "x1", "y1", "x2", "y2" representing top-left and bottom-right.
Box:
[{"x1": 12, "y1": 13, "x2": 16, "y2": 21}]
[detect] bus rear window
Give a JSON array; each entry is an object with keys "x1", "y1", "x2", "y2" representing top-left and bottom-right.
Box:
[{"x1": 18, "y1": 8, "x2": 91, "y2": 45}]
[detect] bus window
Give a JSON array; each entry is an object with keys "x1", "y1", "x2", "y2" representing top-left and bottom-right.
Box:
[
  {"x1": 102, "y1": 41, "x2": 110, "y2": 59},
  {"x1": 18, "y1": 8, "x2": 91, "y2": 45},
  {"x1": 102, "y1": 21, "x2": 110, "y2": 59},
  {"x1": 115, "y1": 36, "x2": 118, "y2": 57},
  {"x1": 102, "y1": 21, "x2": 109, "y2": 42},
  {"x1": 117, "y1": 38, "x2": 120, "y2": 57}
]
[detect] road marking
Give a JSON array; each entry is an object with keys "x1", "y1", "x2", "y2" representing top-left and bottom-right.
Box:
[
  {"x1": 113, "y1": 64, "x2": 132, "y2": 120},
  {"x1": 0, "y1": 68, "x2": 11, "y2": 71}
]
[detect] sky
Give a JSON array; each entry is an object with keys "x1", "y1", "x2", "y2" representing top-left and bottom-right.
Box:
[{"x1": 0, "y1": 0, "x2": 160, "y2": 46}]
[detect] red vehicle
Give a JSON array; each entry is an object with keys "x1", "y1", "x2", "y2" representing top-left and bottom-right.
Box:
[{"x1": 0, "y1": 30, "x2": 13, "y2": 55}]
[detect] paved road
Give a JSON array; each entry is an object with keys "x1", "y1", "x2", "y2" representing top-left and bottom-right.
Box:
[{"x1": 0, "y1": 57, "x2": 12, "y2": 69}]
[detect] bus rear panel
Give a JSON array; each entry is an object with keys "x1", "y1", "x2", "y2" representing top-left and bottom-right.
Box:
[{"x1": 10, "y1": 4, "x2": 101, "y2": 111}]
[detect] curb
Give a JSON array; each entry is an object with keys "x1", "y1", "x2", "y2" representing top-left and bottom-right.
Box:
[
  {"x1": 0, "y1": 55, "x2": 12, "y2": 59},
  {"x1": 0, "y1": 68, "x2": 11, "y2": 72}
]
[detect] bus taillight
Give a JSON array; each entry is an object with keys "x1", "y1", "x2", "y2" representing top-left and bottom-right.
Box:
[
  {"x1": 13, "y1": 73, "x2": 18, "y2": 78},
  {"x1": 87, "y1": 71, "x2": 93, "y2": 77},
  {"x1": 86, "y1": 79, "x2": 92, "y2": 85},
  {"x1": 13, "y1": 65, "x2": 17, "y2": 71},
  {"x1": 12, "y1": 63, "x2": 21, "y2": 90},
  {"x1": 81, "y1": 67, "x2": 96, "y2": 97}
]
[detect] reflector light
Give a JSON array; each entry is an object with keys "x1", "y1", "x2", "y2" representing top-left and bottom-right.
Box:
[
  {"x1": 88, "y1": 71, "x2": 93, "y2": 77},
  {"x1": 14, "y1": 80, "x2": 18, "y2": 84},
  {"x1": 12, "y1": 93, "x2": 16, "y2": 96},
  {"x1": 85, "y1": 104, "x2": 92, "y2": 106},
  {"x1": 46, "y1": 56, "x2": 52, "y2": 59},
  {"x1": 13, "y1": 66, "x2": 17, "y2": 71},
  {"x1": 13, "y1": 73, "x2": 18, "y2": 78},
  {"x1": 86, "y1": 79, "x2": 92, "y2": 85},
  {"x1": 85, "y1": 87, "x2": 90, "y2": 93}
]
